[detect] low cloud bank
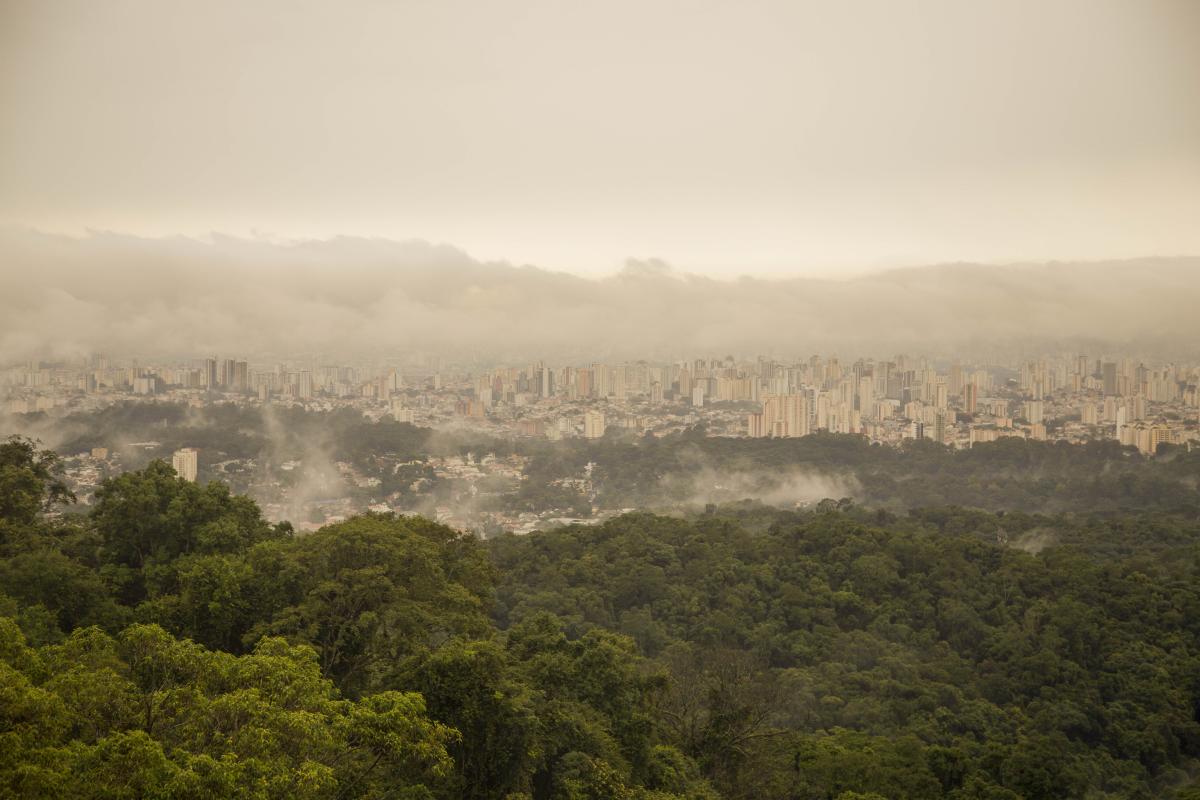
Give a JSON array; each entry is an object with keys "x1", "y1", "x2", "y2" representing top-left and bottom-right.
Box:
[{"x1": 2, "y1": 228, "x2": 1197, "y2": 363}]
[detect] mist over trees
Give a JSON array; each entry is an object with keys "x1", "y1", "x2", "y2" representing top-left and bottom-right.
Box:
[{"x1": 11, "y1": 402, "x2": 1200, "y2": 524}]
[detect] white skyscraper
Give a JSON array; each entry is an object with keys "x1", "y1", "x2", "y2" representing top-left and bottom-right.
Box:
[{"x1": 171, "y1": 448, "x2": 198, "y2": 482}]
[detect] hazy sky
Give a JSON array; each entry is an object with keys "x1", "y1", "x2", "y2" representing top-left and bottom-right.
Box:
[{"x1": 2, "y1": 0, "x2": 1198, "y2": 277}]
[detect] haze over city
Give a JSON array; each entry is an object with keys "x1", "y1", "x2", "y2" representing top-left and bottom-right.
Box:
[{"x1": 4, "y1": 3, "x2": 1200, "y2": 800}]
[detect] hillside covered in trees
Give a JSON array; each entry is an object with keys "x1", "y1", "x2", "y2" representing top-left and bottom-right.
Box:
[{"x1": 3, "y1": 433, "x2": 1200, "y2": 798}]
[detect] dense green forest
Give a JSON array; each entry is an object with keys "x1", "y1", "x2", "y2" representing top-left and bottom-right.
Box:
[{"x1": 4, "y1": 432, "x2": 1200, "y2": 798}]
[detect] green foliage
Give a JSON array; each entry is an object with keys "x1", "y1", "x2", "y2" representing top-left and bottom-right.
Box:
[
  {"x1": 0, "y1": 435, "x2": 74, "y2": 536},
  {"x1": 256, "y1": 513, "x2": 495, "y2": 694},
  {"x1": 5, "y1": 431, "x2": 1200, "y2": 798},
  {"x1": 92, "y1": 460, "x2": 280, "y2": 570},
  {"x1": 0, "y1": 457, "x2": 697, "y2": 799},
  {"x1": 490, "y1": 507, "x2": 1200, "y2": 799},
  {"x1": 0, "y1": 620, "x2": 456, "y2": 798}
]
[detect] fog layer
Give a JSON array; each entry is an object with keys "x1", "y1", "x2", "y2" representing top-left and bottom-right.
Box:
[{"x1": 2, "y1": 228, "x2": 1197, "y2": 362}]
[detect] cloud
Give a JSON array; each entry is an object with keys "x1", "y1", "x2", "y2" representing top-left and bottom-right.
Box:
[{"x1": 1, "y1": 227, "x2": 1198, "y2": 364}]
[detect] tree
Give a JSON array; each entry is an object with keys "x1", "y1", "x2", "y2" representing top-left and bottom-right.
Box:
[
  {"x1": 400, "y1": 638, "x2": 536, "y2": 799},
  {"x1": 0, "y1": 620, "x2": 457, "y2": 799},
  {"x1": 256, "y1": 514, "x2": 493, "y2": 695},
  {"x1": 0, "y1": 436, "x2": 73, "y2": 534}
]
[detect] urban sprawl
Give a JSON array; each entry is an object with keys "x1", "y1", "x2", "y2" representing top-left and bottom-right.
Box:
[{"x1": 7, "y1": 353, "x2": 1199, "y2": 533}]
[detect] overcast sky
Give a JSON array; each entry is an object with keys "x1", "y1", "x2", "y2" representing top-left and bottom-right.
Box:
[{"x1": 2, "y1": 0, "x2": 1198, "y2": 278}]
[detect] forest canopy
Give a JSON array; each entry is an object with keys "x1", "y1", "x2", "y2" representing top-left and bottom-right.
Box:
[{"x1": 3, "y1": 433, "x2": 1200, "y2": 799}]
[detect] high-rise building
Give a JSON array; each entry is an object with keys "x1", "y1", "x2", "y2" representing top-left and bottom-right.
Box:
[
  {"x1": 760, "y1": 393, "x2": 809, "y2": 437},
  {"x1": 583, "y1": 410, "x2": 606, "y2": 439},
  {"x1": 933, "y1": 411, "x2": 947, "y2": 444},
  {"x1": 593, "y1": 364, "x2": 611, "y2": 397},
  {"x1": 815, "y1": 392, "x2": 831, "y2": 430},
  {"x1": 1150, "y1": 425, "x2": 1172, "y2": 454},
  {"x1": 935, "y1": 382, "x2": 948, "y2": 410},
  {"x1": 1102, "y1": 362, "x2": 1118, "y2": 396},
  {"x1": 747, "y1": 412, "x2": 768, "y2": 438},
  {"x1": 677, "y1": 368, "x2": 692, "y2": 399},
  {"x1": 231, "y1": 360, "x2": 249, "y2": 392},
  {"x1": 858, "y1": 376, "x2": 874, "y2": 415},
  {"x1": 948, "y1": 364, "x2": 964, "y2": 397},
  {"x1": 611, "y1": 369, "x2": 627, "y2": 401},
  {"x1": 171, "y1": 448, "x2": 198, "y2": 482}
]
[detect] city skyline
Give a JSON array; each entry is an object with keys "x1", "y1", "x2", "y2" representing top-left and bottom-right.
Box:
[{"x1": 9, "y1": 347, "x2": 1198, "y2": 457}]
